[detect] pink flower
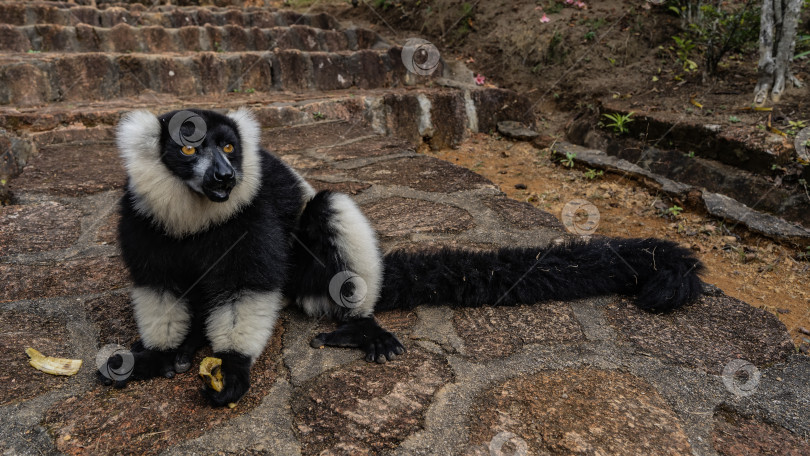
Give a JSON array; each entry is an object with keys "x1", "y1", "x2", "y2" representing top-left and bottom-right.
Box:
[
  {"x1": 565, "y1": 0, "x2": 574, "y2": 4},
  {"x1": 541, "y1": 13, "x2": 550, "y2": 23},
  {"x1": 474, "y1": 74, "x2": 485, "y2": 85},
  {"x1": 575, "y1": 1, "x2": 587, "y2": 9}
]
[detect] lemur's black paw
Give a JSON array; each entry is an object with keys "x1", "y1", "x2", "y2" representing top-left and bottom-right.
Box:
[
  {"x1": 362, "y1": 331, "x2": 405, "y2": 364},
  {"x1": 97, "y1": 343, "x2": 177, "y2": 388},
  {"x1": 201, "y1": 353, "x2": 252, "y2": 407},
  {"x1": 310, "y1": 317, "x2": 406, "y2": 364}
]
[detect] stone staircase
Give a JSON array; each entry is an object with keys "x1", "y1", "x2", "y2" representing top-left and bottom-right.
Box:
[{"x1": 1, "y1": 1, "x2": 808, "y2": 455}]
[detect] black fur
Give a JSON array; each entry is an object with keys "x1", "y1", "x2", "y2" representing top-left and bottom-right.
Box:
[{"x1": 377, "y1": 237, "x2": 704, "y2": 313}]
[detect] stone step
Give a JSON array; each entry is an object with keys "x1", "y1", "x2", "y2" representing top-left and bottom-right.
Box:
[
  {"x1": 0, "y1": 3, "x2": 337, "y2": 30},
  {"x1": 0, "y1": 86, "x2": 534, "y2": 195},
  {"x1": 0, "y1": 47, "x2": 437, "y2": 105},
  {"x1": 0, "y1": 23, "x2": 384, "y2": 53}
]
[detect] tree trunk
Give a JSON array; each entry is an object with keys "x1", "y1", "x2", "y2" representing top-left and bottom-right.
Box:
[{"x1": 754, "y1": 0, "x2": 803, "y2": 105}]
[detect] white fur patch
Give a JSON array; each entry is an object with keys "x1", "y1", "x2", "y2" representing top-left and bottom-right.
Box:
[
  {"x1": 131, "y1": 287, "x2": 191, "y2": 350},
  {"x1": 205, "y1": 291, "x2": 283, "y2": 360},
  {"x1": 327, "y1": 193, "x2": 382, "y2": 318},
  {"x1": 117, "y1": 108, "x2": 263, "y2": 238}
]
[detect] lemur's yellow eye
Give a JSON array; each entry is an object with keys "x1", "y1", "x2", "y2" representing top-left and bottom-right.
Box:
[
  {"x1": 181, "y1": 145, "x2": 196, "y2": 156},
  {"x1": 223, "y1": 144, "x2": 234, "y2": 154}
]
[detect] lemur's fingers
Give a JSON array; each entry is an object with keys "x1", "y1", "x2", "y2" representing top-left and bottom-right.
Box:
[{"x1": 201, "y1": 353, "x2": 251, "y2": 408}]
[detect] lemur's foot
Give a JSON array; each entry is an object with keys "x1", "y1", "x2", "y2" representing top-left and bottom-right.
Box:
[
  {"x1": 97, "y1": 340, "x2": 177, "y2": 388},
  {"x1": 311, "y1": 317, "x2": 406, "y2": 364}
]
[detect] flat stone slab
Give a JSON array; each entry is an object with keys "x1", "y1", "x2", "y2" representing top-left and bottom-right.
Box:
[
  {"x1": 605, "y1": 294, "x2": 795, "y2": 374},
  {"x1": 0, "y1": 255, "x2": 128, "y2": 302},
  {"x1": 453, "y1": 303, "x2": 583, "y2": 360},
  {"x1": 496, "y1": 120, "x2": 539, "y2": 141},
  {"x1": 703, "y1": 191, "x2": 810, "y2": 242},
  {"x1": 0, "y1": 309, "x2": 78, "y2": 406},
  {"x1": 291, "y1": 348, "x2": 452, "y2": 455},
  {"x1": 468, "y1": 368, "x2": 693, "y2": 455},
  {"x1": 10, "y1": 142, "x2": 126, "y2": 196},
  {"x1": 482, "y1": 195, "x2": 565, "y2": 231},
  {"x1": 0, "y1": 201, "x2": 82, "y2": 255},
  {"x1": 350, "y1": 155, "x2": 495, "y2": 193},
  {"x1": 265, "y1": 121, "x2": 372, "y2": 152},
  {"x1": 712, "y1": 408, "x2": 810, "y2": 455},
  {"x1": 362, "y1": 197, "x2": 474, "y2": 237}
]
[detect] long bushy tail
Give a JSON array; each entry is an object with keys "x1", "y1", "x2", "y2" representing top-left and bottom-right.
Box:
[{"x1": 377, "y1": 238, "x2": 704, "y2": 313}]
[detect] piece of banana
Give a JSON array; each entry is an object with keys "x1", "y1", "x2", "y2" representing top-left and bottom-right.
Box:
[
  {"x1": 199, "y1": 357, "x2": 236, "y2": 408},
  {"x1": 26, "y1": 348, "x2": 82, "y2": 376}
]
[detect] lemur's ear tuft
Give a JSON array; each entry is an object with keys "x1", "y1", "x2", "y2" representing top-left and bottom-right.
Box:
[
  {"x1": 117, "y1": 110, "x2": 161, "y2": 164},
  {"x1": 226, "y1": 108, "x2": 260, "y2": 153}
]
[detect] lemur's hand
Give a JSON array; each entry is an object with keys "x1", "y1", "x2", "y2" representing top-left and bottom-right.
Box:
[
  {"x1": 310, "y1": 317, "x2": 406, "y2": 364},
  {"x1": 201, "y1": 352, "x2": 252, "y2": 407}
]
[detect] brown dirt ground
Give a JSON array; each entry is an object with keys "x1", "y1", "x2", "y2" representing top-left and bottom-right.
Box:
[{"x1": 422, "y1": 135, "x2": 810, "y2": 348}]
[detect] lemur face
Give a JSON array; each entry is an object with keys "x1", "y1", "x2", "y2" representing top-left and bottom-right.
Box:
[{"x1": 158, "y1": 110, "x2": 245, "y2": 203}]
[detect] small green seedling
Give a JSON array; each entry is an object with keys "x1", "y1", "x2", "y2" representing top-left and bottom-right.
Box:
[
  {"x1": 602, "y1": 112, "x2": 634, "y2": 135},
  {"x1": 728, "y1": 115, "x2": 741, "y2": 123},
  {"x1": 584, "y1": 168, "x2": 604, "y2": 179},
  {"x1": 666, "y1": 205, "x2": 683, "y2": 217},
  {"x1": 560, "y1": 152, "x2": 576, "y2": 168},
  {"x1": 312, "y1": 111, "x2": 326, "y2": 120}
]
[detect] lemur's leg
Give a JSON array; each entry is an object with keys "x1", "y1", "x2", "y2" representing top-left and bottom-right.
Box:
[
  {"x1": 100, "y1": 287, "x2": 191, "y2": 386},
  {"x1": 289, "y1": 191, "x2": 405, "y2": 363},
  {"x1": 202, "y1": 290, "x2": 283, "y2": 406}
]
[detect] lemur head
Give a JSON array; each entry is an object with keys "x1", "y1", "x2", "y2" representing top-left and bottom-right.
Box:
[
  {"x1": 157, "y1": 109, "x2": 244, "y2": 202},
  {"x1": 117, "y1": 108, "x2": 262, "y2": 237}
]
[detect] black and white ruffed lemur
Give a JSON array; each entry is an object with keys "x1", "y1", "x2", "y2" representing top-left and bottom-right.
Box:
[{"x1": 101, "y1": 108, "x2": 704, "y2": 406}]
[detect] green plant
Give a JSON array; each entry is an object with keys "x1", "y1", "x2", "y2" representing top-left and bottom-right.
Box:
[
  {"x1": 584, "y1": 31, "x2": 596, "y2": 41},
  {"x1": 666, "y1": 205, "x2": 684, "y2": 217},
  {"x1": 787, "y1": 120, "x2": 807, "y2": 135},
  {"x1": 312, "y1": 111, "x2": 326, "y2": 120},
  {"x1": 584, "y1": 168, "x2": 604, "y2": 179},
  {"x1": 601, "y1": 112, "x2": 634, "y2": 135},
  {"x1": 244, "y1": 88, "x2": 255, "y2": 94},
  {"x1": 214, "y1": 42, "x2": 224, "y2": 53},
  {"x1": 27, "y1": 49, "x2": 41, "y2": 54},
  {"x1": 671, "y1": 35, "x2": 698, "y2": 72},
  {"x1": 670, "y1": 0, "x2": 760, "y2": 75},
  {"x1": 374, "y1": 0, "x2": 394, "y2": 10},
  {"x1": 685, "y1": 151, "x2": 696, "y2": 158},
  {"x1": 560, "y1": 152, "x2": 576, "y2": 168},
  {"x1": 728, "y1": 115, "x2": 741, "y2": 123}
]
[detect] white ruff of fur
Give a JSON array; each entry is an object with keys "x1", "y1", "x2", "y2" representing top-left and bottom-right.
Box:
[{"x1": 117, "y1": 108, "x2": 262, "y2": 238}]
